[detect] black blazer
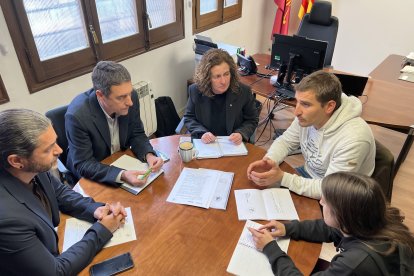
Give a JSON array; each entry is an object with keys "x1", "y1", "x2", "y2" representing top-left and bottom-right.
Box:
[
  {"x1": 0, "y1": 170, "x2": 112, "y2": 275},
  {"x1": 65, "y1": 89, "x2": 155, "y2": 186},
  {"x1": 183, "y1": 83, "x2": 259, "y2": 141}
]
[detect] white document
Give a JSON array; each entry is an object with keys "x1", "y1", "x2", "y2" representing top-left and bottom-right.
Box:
[
  {"x1": 193, "y1": 136, "x2": 248, "y2": 159},
  {"x1": 111, "y1": 155, "x2": 164, "y2": 195},
  {"x1": 234, "y1": 188, "x2": 299, "y2": 221},
  {"x1": 63, "y1": 207, "x2": 136, "y2": 252},
  {"x1": 166, "y1": 168, "x2": 234, "y2": 209},
  {"x1": 227, "y1": 220, "x2": 290, "y2": 276}
]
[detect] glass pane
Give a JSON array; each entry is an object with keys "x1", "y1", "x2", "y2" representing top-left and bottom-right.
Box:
[
  {"x1": 96, "y1": 0, "x2": 139, "y2": 43},
  {"x1": 23, "y1": 0, "x2": 89, "y2": 61},
  {"x1": 224, "y1": 0, "x2": 238, "y2": 8},
  {"x1": 200, "y1": 0, "x2": 218, "y2": 15},
  {"x1": 146, "y1": 0, "x2": 176, "y2": 29}
]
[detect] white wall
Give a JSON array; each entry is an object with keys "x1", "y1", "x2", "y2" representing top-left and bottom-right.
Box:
[
  {"x1": 1, "y1": 1, "x2": 413, "y2": 113},
  {"x1": 0, "y1": 1, "x2": 269, "y2": 114}
]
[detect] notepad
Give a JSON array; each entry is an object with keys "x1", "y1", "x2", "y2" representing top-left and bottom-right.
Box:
[
  {"x1": 111, "y1": 155, "x2": 164, "y2": 195},
  {"x1": 193, "y1": 136, "x2": 248, "y2": 159},
  {"x1": 234, "y1": 188, "x2": 299, "y2": 221},
  {"x1": 227, "y1": 220, "x2": 290, "y2": 276}
]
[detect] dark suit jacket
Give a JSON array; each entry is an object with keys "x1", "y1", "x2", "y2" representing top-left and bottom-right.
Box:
[
  {"x1": 183, "y1": 83, "x2": 259, "y2": 141},
  {"x1": 0, "y1": 170, "x2": 112, "y2": 276},
  {"x1": 65, "y1": 89, "x2": 155, "y2": 186}
]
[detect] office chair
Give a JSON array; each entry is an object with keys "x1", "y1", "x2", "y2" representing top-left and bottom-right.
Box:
[
  {"x1": 372, "y1": 140, "x2": 394, "y2": 202},
  {"x1": 297, "y1": 0, "x2": 339, "y2": 67},
  {"x1": 45, "y1": 105, "x2": 78, "y2": 186}
]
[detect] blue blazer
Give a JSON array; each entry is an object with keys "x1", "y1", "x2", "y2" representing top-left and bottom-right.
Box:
[
  {"x1": 65, "y1": 89, "x2": 155, "y2": 186},
  {"x1": 0, "y1": 170, "x2": 112, "y2": 275},
  {"x1": 184, "y1": 82, "x2": 259, "y2": 141}
]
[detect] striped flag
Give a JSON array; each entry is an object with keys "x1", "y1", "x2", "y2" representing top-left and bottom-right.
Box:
[{"x1": 298, "y1": 0, "x2": 314, "y2": 19}]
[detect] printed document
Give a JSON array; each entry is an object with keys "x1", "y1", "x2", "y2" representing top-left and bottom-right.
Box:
[
  {"x1": 63, "y1": 207, "x2": 136, "y2": 252},
  {"x1": 111, "y1": 155, "x2": 164, "y2": 195},
  {"x1": 167, "y1": 167, "x2": 234, "y2": 209},
  {"x1": 227, "y1": 220, "x2": 290, "y2": 276},
  {"x1": 234, "y1": 188, "x2": 299, "y2": 220},
  {"x1": 193, "y1": 136, "x2": 248, "y2": 159}
]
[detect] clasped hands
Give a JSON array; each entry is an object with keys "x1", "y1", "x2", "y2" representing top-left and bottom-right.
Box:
[
  {"x1": 201, "y1": 132, "x2": 243, "y2": 145},
  {"x1": 121, "y1": 153, "x2": 164, "y2": 187},
  {"x1": 94, "y1": 202, "x2": 127, "y2": 233},
  {"x1": 247, "y1": 157, "x2": 284, "y2": 187},
  {"x1": 248, "y1": 220, "x2": 286, "y2": 251}
]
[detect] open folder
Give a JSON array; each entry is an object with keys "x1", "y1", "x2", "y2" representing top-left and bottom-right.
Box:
[
  {"x1": 111, "y1": 155, "x2": 164, "y2": 195},
  {"x1": 193, "y1": 136, "x2": 248, "y2": 159}
]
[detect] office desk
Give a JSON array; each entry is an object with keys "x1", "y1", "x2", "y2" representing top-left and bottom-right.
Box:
[
  {"x1": 58, "y1": 135, "x2": 322, "y2": 275},
  {"x1": 369, "y1": 54, "x2": 414, "y2": 89},
  {"x1": 244, "y1": 53, "x2": 414, "y2": 131}
]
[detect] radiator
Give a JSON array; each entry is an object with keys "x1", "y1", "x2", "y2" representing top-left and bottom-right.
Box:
[{"x1": 133, "y1": 81, "x2": 157, "y2": 137}]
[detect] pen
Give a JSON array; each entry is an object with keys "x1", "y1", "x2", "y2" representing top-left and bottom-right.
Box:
[{"x1": 138, "y1": 168, "x2": 152, "y2": 180}]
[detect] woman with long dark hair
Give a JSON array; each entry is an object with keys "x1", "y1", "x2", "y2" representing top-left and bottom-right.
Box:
[{"x1": 249, "y1": 172, "x2": 414, "y2": 275}]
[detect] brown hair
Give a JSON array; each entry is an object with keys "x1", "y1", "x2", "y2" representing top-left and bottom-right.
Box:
[
  {"x1": 295, "y1": 70, "x2": 342, "y2": 111},
  {"x1": 194, "y1": 48, "x2": 239, "y2": 97},
  {"x1": 322, "y1": 172, "x2": 414, "y2": 255}
]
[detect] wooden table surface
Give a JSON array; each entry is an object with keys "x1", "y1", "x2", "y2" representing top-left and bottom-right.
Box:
[
  {"x1": 369, "y1": 54, "x2": 414, "y2": 89},
  {"x1": 58, "y1": 135, "x2": 322, "y2": 275}
]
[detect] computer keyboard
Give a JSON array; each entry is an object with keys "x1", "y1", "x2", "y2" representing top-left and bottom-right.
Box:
[{"x1": 276, "y1": 87, "x2": 295, "y2": 99}]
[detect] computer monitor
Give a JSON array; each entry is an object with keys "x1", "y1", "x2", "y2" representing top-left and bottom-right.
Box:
[
  {"x1": 236, "y1": 53, "x2": 257, "y2": 76},
  {"x1": 270, "y1": 34, "x2": 328, "y2": 88},
  {"x1": 334, "y1": 73, "x2": 368, "y2": 97},
  {"x1": 194, "y1": 38, "x2": 218, "y2": 55}
]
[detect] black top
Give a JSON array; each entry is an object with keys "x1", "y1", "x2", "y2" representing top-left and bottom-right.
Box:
[{"x1": 209, "y1": 92, "x2": 227, "y2": 135}]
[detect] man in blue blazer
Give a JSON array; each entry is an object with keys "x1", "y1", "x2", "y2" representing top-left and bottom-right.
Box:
[
  {"x1": 184, "y1": 49, "x2": 259, "y2": 144},
  {"x1": 66, "y1": 61, "x2": 163, "y2": 187},
  {"x1": 0, "y1": 109, "x2": 127, "y2": 275}
]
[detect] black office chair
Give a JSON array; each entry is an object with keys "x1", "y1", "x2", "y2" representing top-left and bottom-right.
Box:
[
  {"x1": 372, "y1": 140, "x2": 394, "y2": 202},
  {"x1": 45, "y1": 105, "x2": 78, "y2": 186},
  {"x1": 297, "y1": 0, "x2": 339, "y2": 67}
]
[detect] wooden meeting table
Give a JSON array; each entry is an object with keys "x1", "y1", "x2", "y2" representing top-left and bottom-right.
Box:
[{"x1": 58, "y1": 135, "x2": 322, "y2": 275}]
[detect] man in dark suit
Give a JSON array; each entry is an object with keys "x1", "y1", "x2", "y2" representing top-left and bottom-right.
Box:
[
  {"x1": 66, "y1": 61, "x2": 163, "y2": 187},
  {"x1": 0, "y1": 109, "x2": 126, "y2": 275},
  {"x1": 184, "y1": 48, "x2": 259, "y2": 144}
]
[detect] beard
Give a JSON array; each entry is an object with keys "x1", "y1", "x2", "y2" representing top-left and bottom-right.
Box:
[{"x1": 24, "y1": 158, "x2": 58, "y2": 173}]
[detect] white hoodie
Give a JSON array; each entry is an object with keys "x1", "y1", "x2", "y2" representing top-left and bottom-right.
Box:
[{"x1": 266, "y1": 93, "x2": 375, "y2": 199}]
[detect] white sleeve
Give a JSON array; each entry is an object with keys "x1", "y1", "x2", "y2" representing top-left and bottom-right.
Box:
[
  {"x1": 265, "y1": 118, "x2": 301, "y2": 164},
  {"x1": 281, "y1": 173, "x2": 323, "y2": 199}
]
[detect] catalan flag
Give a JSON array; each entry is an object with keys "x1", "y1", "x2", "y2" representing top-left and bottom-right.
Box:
[
  {"x1": 272, "y1": 0, "x2": 291, "y2": 36},
  {"x1": 298, "y1": 0, "x2": 314, "y2": 19}
]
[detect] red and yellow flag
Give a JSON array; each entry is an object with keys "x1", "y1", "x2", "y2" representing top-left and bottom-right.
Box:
[
  {"x1": 298, "y1": 0, "x2": 314, "y2": 19},
  {"x1": 272, "y1": 0, "x2": 291, "y2": 36}
]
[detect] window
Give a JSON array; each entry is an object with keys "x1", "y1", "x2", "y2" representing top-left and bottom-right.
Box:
[
  {"x1": 2, "y1": 0, "x2": 184, "y2": 93},
  {"x1": 192, "y1": 0, "x2": 242, "y2": 34},
  {"x1": 0, "y1": 75, "x2": 10, "y2": 105}
]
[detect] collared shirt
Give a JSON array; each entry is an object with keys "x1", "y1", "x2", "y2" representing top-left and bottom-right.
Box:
[
  {"x1": 97, "y1": 99, "x2": 123, "y2": 183},
  {"x1": 29, "y1": 177, "x2": 52, "y2": 220}
]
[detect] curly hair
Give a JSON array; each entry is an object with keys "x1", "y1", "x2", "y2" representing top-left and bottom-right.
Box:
[
  {"x1": 322, "y1": 172, "x2": 414, "y2": 256},
  {"x1": 194, "y1": 48, "x2": 239, "y2": 97}
]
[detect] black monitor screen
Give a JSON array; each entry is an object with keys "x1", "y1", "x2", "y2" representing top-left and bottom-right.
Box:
[
  {"x1": 270, "y1": 34, "x2": 328, "y2": 74},
  {"x1": 194, "y1": 38, "x2": 218, "y2": 55},
  {"x1": 334, "y1": 73, "x2": 368, "y2": 97}
]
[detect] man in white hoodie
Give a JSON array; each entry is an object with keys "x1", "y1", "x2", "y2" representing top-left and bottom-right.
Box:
[{"x1": 247, "y1": 71, "x2": 375, "y2": 199}]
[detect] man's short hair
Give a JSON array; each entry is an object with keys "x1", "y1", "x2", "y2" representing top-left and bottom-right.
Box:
[
  {"x1": 194, "y1": 48, "x2": 239, "y2": 97},
  {"x1": 295, "y1": 70, "x2": 342, "y2": 110},
  {"x1": 92, "y1": 61, "x2": 131, "y2": 97},
  {"x1": 0, "y1": 109, "x2": 50, "y2": 169}
]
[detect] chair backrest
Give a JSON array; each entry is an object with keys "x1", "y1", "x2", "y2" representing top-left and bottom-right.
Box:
[
  {"x1": 297, "y1": 0, "x2": 339, "y2": 66},
  {"x1": 372, "y1": 140, "x2": 394, "y2": 201},
  {"x1": 45, "y1": 105, "x2": 69, "y2": 166}
]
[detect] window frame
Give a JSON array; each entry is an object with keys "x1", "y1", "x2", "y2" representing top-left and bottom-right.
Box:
[
  {"x1": 192, "y1": 0, "x2": 242, "y2": 34},
  {"x1": 1, "y1": 0, "x2": 184, "y2": 93},
  {"x1": 0, "y1": 75, "x2": 10, "y2": 105}
]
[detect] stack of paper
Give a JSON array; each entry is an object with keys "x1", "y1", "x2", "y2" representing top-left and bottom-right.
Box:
[
  {"x1": 234, "y1": 188, "x2": 299, "y2": 221},
  {"x1": 111, "y1": 155, "x2": 164, "y2": 195},
  {"x1": 166, "y1": 167, "x2": 234, "y2": 210},
  {"x1": 227, "y1": 220, "x2": 290, "y2": 276},
  {"x1": 193, "y1": 136, "x2": 248, "y2": 159}
]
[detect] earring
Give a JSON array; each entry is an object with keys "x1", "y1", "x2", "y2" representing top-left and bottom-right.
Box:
[{"x1": 20, "y1": 166, "x2": 23, "y2": 169}]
